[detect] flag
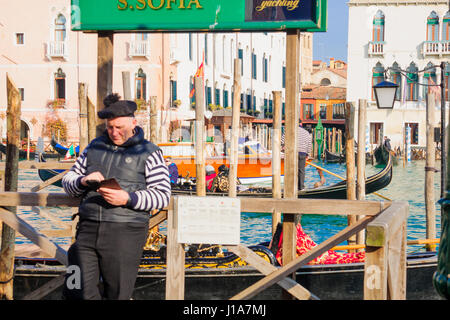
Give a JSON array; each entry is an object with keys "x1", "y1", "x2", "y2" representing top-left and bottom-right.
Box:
[
  {"x1": 64, "y1": 144, "x2": 75, "y2": 160},
  {"x1": 189, "y1": 52, "x2": 205, "y2": 98},
  {"x1": 428, "y1": 77, "x2": 441, "y2": 103}
]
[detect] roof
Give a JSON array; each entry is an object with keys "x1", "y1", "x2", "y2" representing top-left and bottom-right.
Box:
[{"x1": 301, "y1": 86, "x2": 347, "y2": 100}]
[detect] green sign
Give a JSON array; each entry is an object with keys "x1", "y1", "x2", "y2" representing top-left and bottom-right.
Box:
[{"x1": 71, "y1": 0, "x2": 327, "y2": 32}]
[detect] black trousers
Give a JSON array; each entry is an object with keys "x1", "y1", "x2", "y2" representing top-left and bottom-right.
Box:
[
  {"x1": 298, "y1": 153, "x2": 307, "y2": 190},
  {"x1": 63, "y1": 219, "x2": 148, "y2": 300}
]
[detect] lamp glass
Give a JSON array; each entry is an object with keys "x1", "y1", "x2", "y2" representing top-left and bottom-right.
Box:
[{"x1": 373, "y1": 81, "x2": 398, "y2": 109}]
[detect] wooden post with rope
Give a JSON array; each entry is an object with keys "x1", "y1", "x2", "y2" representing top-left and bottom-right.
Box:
[
  {"x1": 425, "y1": 92, "x2": 436, "y2": 251},
  {"x1": 229, "y1": 59, "x2": 241, "y2": 198},
  {"x1": 272, "y1": 91, "x2": 282, "y2": 235}
]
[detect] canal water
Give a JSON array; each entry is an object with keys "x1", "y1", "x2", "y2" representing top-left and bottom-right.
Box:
[{"x1": 13, "y1": 158, "x2": 441, "y2": 254}]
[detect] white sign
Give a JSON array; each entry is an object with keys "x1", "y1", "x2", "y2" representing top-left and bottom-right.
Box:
[{"x1": 176, "y1": 196, "x2": 241, "y2": 245}]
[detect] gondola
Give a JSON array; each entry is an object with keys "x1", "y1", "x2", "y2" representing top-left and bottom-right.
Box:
[
  {"x1": 173, "y1": 153, "x2": 393, "y2": 199},
  {"x1": 36, "y1": 153, "x2": 393, "y2": 199},
  {"x1": 50, "y1": 138, "x2": 80, "y2": 157},
  {"x1": 0, "y1": 143, "x2": 60, "y2": 160},
  {"x1": 12, "y1": 245, "x2": 440, "y2": 300},
  {"x1": 324, "y1": 149, "x2": 345, "y2": 163}
]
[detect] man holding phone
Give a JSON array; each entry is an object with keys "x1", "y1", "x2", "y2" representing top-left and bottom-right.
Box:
[{"x1": 62, "y1": 93, "x2": 171, "y2": 300}]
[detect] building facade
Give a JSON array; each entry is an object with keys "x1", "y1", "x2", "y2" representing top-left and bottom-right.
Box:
[
  {"x1": 347, "y1": 0, "x2": 450, "y2": 149},
  {"x1": 0, "y1": 1, "x2": 314, "y2": 147}
]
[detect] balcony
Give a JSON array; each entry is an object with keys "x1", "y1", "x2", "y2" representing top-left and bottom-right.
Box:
[
  {"x1": 129, "y1": 40, "x2": 151, "y2": 58},
  {"x1": 368, "y1": 41, "x2": 385, "y2": 56},
  {"x1": 422, "y1": 41, "x2": 450, "y2": 57},
  {"x1": 169, "y1": 48, "x2": 183, "y2": 64},
  {"x1": 46, "y1": 41, "x2": 67, "y2": 60}
]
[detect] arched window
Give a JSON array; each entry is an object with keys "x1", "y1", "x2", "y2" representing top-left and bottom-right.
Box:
[
  {"x1": 373, "y1": 10, "x2": 385, "y2": 42},
  {"x1": 135, "y1": 68, "x2": 146, "y2": 102},
  {"x1": 372, "y1": 62, "x2": 385, "y2": 100},
  {"x1": 223, "y1": 84, "x2": 229, "y2": 107},
  {"x1": 406, "y1": 62, "x2": 419, "y2": 101},
  {"x1": 320, "y1": 78, "x2": 331, "y2": 86},
  {"x1": 390, "y1": 62, "x2": 402, "y2": 101},
  {"x1": 423, "y1": 62, "x2": 437, "y2": 98},
  {"x1": 427, "y1": 11, "x2": 439, "y2": 41},
  {"x1": 55, "y1": 14, "x2": 66, "y2": 42},
  {"x1": 54, "y1": 68, "x2": 66, "y2": 105},
  {"x1": 443, "y1": 11, "x2": 450, "y2": 41}
]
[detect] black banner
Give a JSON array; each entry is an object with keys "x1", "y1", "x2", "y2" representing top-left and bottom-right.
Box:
[{"x1": 245, "y1": 0, "x2": 316, "y2": 22}]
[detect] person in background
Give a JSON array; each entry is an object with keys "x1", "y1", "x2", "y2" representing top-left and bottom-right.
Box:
[
  {"x1": 211, "y1": 164, "x2": 241, "y2": 192},
  {"x1": 61, "y1": 93, "x2": 171, "y2": 300},
  {"x1": 165, "y1": 157, "x2": 179, "y2": 187},
  {"x1": 281, "y1": 120, "x2": 312, "y2": 190},
  {"x1": 383, "y1": 136, "x2": 392, "y2": 152},
  {"x1": 205, "y1": 165, "x2": 217, "y2": 192}
]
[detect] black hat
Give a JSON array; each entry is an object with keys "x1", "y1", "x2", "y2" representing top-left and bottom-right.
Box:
[{"x1": 98, "y1": 93, "x2": 137, "y2": 119}]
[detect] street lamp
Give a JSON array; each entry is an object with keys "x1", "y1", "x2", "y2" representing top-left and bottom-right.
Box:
[{"x1": 373, "y1": 80, "x2": 399, "y2": 109}]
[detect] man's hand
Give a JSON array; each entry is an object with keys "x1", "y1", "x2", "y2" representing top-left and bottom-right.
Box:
[
  {"x1": 81, "y1": 171, "x2": 105, "y2": 187},
  {"x1": 97, "y1": 187, "x2": 130, "y2": 206}
]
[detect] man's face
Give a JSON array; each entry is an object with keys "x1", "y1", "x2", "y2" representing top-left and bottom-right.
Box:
[{"x1": 106, "y1": 116, "x2": 137, "y2": 146}]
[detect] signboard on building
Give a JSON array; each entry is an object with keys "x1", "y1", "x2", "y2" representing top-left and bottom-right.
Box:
[
  {"x1": 71, "y1": 0, "x2": 327, "y2": 32},
  {"x1": 176, "y1": 196, "x2": 240, "y2": 245}
]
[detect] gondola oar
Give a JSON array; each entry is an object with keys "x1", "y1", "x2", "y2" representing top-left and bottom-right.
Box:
[{"x1": 306, "y1": 160, "x2": 392, "y2": 201}]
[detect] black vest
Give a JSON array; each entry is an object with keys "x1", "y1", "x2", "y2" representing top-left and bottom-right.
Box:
[{"x1": 79, "y1": 126, "x2": 159, "y2": 223}]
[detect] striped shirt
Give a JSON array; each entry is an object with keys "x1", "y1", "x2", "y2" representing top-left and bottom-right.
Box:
[
  {"x1": 62, "y1": 146, "x2": 171, "y2": 212},
  {"x1": 281, "y1": 126, "x2": 312, "y2": 156}
]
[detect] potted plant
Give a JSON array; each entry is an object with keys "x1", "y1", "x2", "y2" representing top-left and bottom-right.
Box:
[{"x1": 172, "y1": 99, "x2": 182, "y2": 108}]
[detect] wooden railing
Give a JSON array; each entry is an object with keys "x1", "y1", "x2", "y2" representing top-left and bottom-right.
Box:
[{"x1": 0, "y1": 187, "x2": 408, "y2": 300}]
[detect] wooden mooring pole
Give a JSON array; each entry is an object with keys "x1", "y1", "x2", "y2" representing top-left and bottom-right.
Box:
[
  {"x1": 78, "y1": 83, "x2": 89, "y2": 153},
  {"x1": 425, "y1": 92, "x2": 436, "y2": 251},
  {"x1": 96, "y1": 31, "x2": 113, "y2": 138},
  {"x1": 345, "y1": 102, "x2": 357, "y2": 250},
  {"x1": 272, "y1": 91, "x2": 282, "y2": 235},
  {"x1": 0, "y1": 74, "x2": 21, "y2": 299},
  {"x1": 356, "y1": 99, "x2": 367, "y2": 247},
  {"x1": 229, "y1": 59, "x2": 241, "y2": 198}
]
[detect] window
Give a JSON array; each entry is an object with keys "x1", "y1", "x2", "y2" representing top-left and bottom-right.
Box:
[
  {"x1": 206, "y1": 86, "x2": 212, "y2": 106},
  {"x1": 251, "y1": 51, "x2": 257, "y2": 80},
  {"x1": 320, "y1": 78, "x2": 331, "y2": 86},
  {"x1": 54, "y1": 68, "x2": 66, "y2": 105},
  {"x1": 319, "y1": 104, "x2": 327, "y2": 119},
  {"x1": 282, "y1": 65, "x2": 286, "y2": 88},
  {"x1": 19, "y1": 88, "x2": 24, "y2": 101},
  {"x1": 246, "y1": 92, "x2": 252, "y2": 112},
  {"x1": 390, "y1": 62, "x2": 402, "y2": 101},
  {"x1": 262, "y1": 54, "x2": 268, "y2": 82},
  {"x1": 170, "y1": 79, "x2": 177, "y2": 107},
  {"x1": 238, "y1": 48, "x2": 243, "y2": 75},
  {"x1": 55, "y1": 14, "x2": 66, "y2": 42},
  {"x1": 423, "y1": 62, "x2": 437, "y2": 98},
  {"x1": 135, "y1": 68, "x2": 146, "y2": 101},
  {"x1": 443, "y1": 12, "x2": 450, "y2": 41},
  {"x1": 223, "y1": 87, "x2": 229, "y2": 107},
  {"x1": 370, "y1": 122, "x2": 383, "y2": 144},
  {"x1": 372, "y1": 62, "x2": 385, "y2": 100},
  {"x1": 406, "y1": 62, "x2": 419, "y2": 101},
  {"x1": 188, "y1": 33, "x2": 193, "y2": 61},
  {"x1": 373, "y1": 10, "x2": 385, "y2": 42},
  {"x1": 427, "y1": 11, "x2": 439, "y2": 42},
  {"x1": 303, "y1": 104, "x2": 314, "y2": 120},
  {"x1": 15, "y1": 33, "x2": 24, "y2": 45},
  {"x1": 405, "y1": 123, "x2": 419, "y2": 145},
  {"x1": 332, "y1": 103, "x2": 345, "y2": 119},
  {"x1": 189, "y1": 76, "x2": 195, "y2": 108},
  {"x1": 215, "y1": 87, "x2": 220, "y2": 106}
]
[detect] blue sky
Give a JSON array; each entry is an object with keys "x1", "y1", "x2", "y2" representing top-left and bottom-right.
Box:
[{"x1": 313, "y1": 0, "x2": 348, "y2": 63}]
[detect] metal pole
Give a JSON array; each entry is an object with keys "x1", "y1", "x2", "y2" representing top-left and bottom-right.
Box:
[{"x1": 441, "y1": 61, "x2": 446, "y2": 198}]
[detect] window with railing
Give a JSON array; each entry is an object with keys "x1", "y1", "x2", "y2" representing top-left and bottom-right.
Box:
[
  {"x1": 319, "y1": 104, "x2": 327, "y2": 119},
  {"x1": 427, "y1": 11, "x2": 439, "y2": 42},
  {"x1": 54, "y1": 68, "x2": 66, "y2": 106},
  {"x1": 373, "y1": 10, "x2": 385, "y2": 42}
]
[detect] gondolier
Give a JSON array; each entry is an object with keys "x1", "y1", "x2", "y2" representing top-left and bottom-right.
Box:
[
  {"x1": 61, "y1": 93, "x2": 171, "y2": 300},
  {"x1": 281, "y1": 121, "x2": 312, "y2": 190}
]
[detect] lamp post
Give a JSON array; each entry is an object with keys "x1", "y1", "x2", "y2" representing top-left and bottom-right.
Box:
[{"x1": 373, "y1": 63, "x2": 449, "y2": 299}]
